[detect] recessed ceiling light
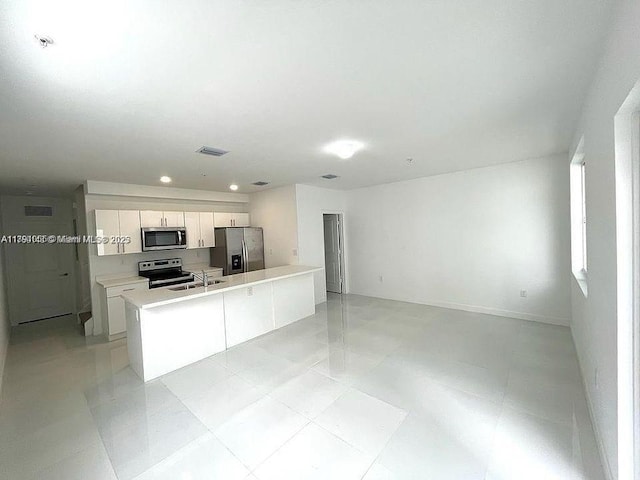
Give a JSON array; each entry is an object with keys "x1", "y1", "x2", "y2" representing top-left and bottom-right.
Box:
[
  {"x1": 160, "y1": 176, "x2": 172, "y2": 183},
  {"x1": 34, "y1": 34, "x2": 53, "y2": 48},
  {"x1": 229, "y1": 184, "x2": 239, "y2": 191},
  {"x1": 324, "y1": 140, "x2": 364, "y2": 160},
  {"x1": 321, "y1": 174, "x2": 339, "y2": 179}
]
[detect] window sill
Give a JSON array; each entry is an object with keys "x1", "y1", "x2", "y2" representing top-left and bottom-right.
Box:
[{"x1": 573, "y1": 269, "x2": 588, "y2": 298}]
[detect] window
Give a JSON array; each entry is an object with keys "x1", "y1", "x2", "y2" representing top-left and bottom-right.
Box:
[
  {"x1": 570, "y1": 137, "x2": 588, "y2": 296},
  {"x1": 580, "y1": 160, "x2": 587, "y2": 272}
]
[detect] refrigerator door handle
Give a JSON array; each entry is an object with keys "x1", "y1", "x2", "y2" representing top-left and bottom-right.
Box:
[{"x1": 242, "y1": 239, "x2": 247, "y2": 273}]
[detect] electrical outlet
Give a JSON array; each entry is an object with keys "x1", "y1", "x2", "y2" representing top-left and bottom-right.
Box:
[
  {"x1": 520, "y1": 290, "x2": 527, "y2": 297},
  {"x1": 247, "y1": 286, "x2": 253, "y2": 297}
]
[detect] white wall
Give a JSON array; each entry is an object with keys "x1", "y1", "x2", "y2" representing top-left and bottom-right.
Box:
[
  {"x1": 346, "y1": 155, "x2": 572, "y2": 325},
  {"x1": 0, "y1": 206, "x2": 10, "y2": 399},
  {"x1": 86, "y1": 192, "x2": 249, "y2": 336},
  {"x1": 568, "y1": 1, "x2": 640, "y2": 477},
  {"x1": 295, "y1": 184, "x2": 348, "y2": 304},
  {"x1": 249, "y1": 185, "x2": 299, "y2": 268}
]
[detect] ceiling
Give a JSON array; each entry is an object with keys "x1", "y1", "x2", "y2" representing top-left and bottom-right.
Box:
[{"x1": 0, "y1": 0, "x2": 614, "y2": 195}]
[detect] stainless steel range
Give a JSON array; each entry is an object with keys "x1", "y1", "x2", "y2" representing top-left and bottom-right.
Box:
[{"x1": 138, "y1": 258, "x2": 194, "y2": 289}]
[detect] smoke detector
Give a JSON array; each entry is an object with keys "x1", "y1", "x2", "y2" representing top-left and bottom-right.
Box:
[{"x1": 34, "y1": 34, "x2": 54, "y2": 48}]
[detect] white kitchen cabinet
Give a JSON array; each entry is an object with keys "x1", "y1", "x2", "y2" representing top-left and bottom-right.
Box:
[
  {"x1": 139, "y1": 210, "x2": 164, "y2": 227},
  {"x1": 184, "y1": 212, "x2": 201, "y2": 249},
  {"x1": 100, "y1": 281, "x2": 148, "y2": 339},
  {"x1": 118, "y1": 210, "x2": 142, "y2": 254},
  {"x1": 223, "y1": 283, "x2": 274, "y2": 347},
  {"x1": 95, "y1": 210, "x2": 120, "y2": 256},
  {"x1": 95, "y1": 209, "x2": 142, "y2": 255},
  {"x1": 213, "y1": 212, "x2": 232, "y2": 227},
  {"x1": 213, "y1": 212, "x2": 250, "y2": 228},
  {"x1": 233, "y1": 213, "x2": 250, "y2": 227},
  {"x1": 163, "y1": 211, "x2": 185, "y2": 227},
  {"x1": 199, "y1": 212, "x2": 215, "y2": 246},
  {"x1": 140, "y1": 210, "x2": 185, "y2": 228},
  {"x1": 184, "y1": 212, "x2": 215, "y2": 249}
]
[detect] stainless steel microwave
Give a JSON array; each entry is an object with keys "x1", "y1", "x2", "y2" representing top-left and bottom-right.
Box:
[{"x1": 141, "y1": 227, "x2": 187, "y2": 251}]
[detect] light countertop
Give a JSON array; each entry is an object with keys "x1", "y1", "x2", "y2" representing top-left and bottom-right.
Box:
[
  {"x1": 121, "y1": 265, "x2": 323, "y2": 310},
  {"x1": 182, "y1": 263, "x2": 224, "y2": 274},
  {"x1": 96, "y1": 264, "x2": 223, "y2": 290},
  {"x1": 96, "y1": 274, "x2": 148, "y2": 289}
]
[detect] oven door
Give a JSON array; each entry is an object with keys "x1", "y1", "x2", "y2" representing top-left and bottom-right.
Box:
[{"x1": 141, "y1": 228, "x2": 187, "y2": 251}]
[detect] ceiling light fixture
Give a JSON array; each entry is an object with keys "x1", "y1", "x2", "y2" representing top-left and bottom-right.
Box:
[
  {"x1": 160, "y1": 176, "x2": 172, "y2": 183},
  {"x1": 324, "y1": 140, "x2": 364, "y2": 160},
  {"x1": 34, "y1": 34, "x2": 54, "y2": 48},
  {"x1": 229, "y1": 184, "x2": 239, "y2": 191}
]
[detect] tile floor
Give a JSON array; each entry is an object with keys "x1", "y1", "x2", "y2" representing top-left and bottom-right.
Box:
[{"x1": 0, "y1": 294, "x2": 605, "y2": 479}]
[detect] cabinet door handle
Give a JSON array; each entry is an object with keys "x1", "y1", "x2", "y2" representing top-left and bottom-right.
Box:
[
  {"x1": 123, "y1": 288, "x2": 135, "y2": 292},
  {"x1": 116, "y1": 244, "x2": 120, "y2": 254},
  {"x1": 122, "y1": 244, "x2": 125, "y2": 254}
]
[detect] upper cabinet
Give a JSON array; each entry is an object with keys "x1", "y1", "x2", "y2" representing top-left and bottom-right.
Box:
[
  {"x1": 95, "y1": 210, "x2": 142, "y2": 256},
  {"x1": 140, "y1": 210, "x2": 185, "y2": 228},
  {"x1": 95, "y1": 209, "x2": 249, "y2": 255},
  {"x1": 214, "y1": 212, "x2": 250, "y2": 228},
  {"x1": 184, "y1": 212, "x2": 215, "y2": 249}
]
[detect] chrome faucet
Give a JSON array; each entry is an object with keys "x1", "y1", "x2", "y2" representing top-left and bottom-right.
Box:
[{"x1": 192, "y1": 270, "x2": 209, "y2": 290}]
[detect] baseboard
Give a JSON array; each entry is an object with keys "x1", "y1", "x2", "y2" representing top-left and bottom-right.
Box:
[
  {"x1": 349, "y1": 291, "x2": 570, "y2": 326},
  {"x1": 571, "y1": 328, "x2": 615, "y2": 480},
  {"x1": 419, "y1": 299, "x2": 570, "y2": 326}
]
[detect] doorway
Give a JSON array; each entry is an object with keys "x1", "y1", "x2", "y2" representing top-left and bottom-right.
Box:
[
  {"x1": 614, "y1": 84, "x2": 640, "y2": 480},
  {"x1": 323, "y1": 213, "x2": 344, "y2": 294},
  {"x1": 1, "y1": 196, "x2": 76, "y2": 325}
]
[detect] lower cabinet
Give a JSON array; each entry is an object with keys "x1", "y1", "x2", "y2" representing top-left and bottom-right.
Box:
[
  {"x1": 223, "y1": 283, "x2": 274, "y2": 348},
  {"x1": 101, "y1": 282, "x2": 148, "y2": 339},
  {"x1": 127, "y1": 294, "x2": 226, "y2": 381}
]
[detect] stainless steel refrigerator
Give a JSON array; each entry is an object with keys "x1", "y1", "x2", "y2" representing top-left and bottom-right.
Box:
[{"x1": 210, "y1": 227, "x2": 265, "y2": 275}]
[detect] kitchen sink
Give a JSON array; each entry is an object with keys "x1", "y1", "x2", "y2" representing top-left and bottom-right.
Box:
[{"x1": 167, "y1": 279, "x2": 225, "y2": 291}]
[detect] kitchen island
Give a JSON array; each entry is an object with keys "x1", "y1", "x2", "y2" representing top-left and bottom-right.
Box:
[{"x1": 122, "y1": 265, "x2": 323, "y2": 381}]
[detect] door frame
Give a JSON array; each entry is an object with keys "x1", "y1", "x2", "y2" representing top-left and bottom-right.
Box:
[
  {"x1": 614, "y1": 84, "x2": 640, "y2": 480},
  {"x1": 322, "y1": 211, "x2": 347, "y2": 295}
]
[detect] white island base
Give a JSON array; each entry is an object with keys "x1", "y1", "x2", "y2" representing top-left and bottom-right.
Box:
[{"x1": 123, "y1": 266, "x2": 322, "y2": 382}]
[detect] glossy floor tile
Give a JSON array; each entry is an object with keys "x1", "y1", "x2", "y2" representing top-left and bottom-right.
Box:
[{"x1": 0, "y1": 296, "x2": 605, "y2": 479}]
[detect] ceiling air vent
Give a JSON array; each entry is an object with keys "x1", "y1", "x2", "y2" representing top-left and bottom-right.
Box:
[
  {"x1": 321, "y1": 174, "x2": 339, "y2": 179},
  {"x1": 197, "y1": 146, "x2": 229, "y2": 157},
  {"x1": 252, "y1": 181, "x2": 270, "y2": 186},
  {"x1": 24, "y1": 205, "x2": 53, "y2": 217}
]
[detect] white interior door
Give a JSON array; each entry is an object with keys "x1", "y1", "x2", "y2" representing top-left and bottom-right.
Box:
[
  {"x1": 323, "y1": 214, "x2": 343, "y2": 294},
  {"x1": 2, "y1": 196, "x2": 76, "y2": 324},
  {"x1": 5, "y1": 224, "x2": 74, "y2": 325}
]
